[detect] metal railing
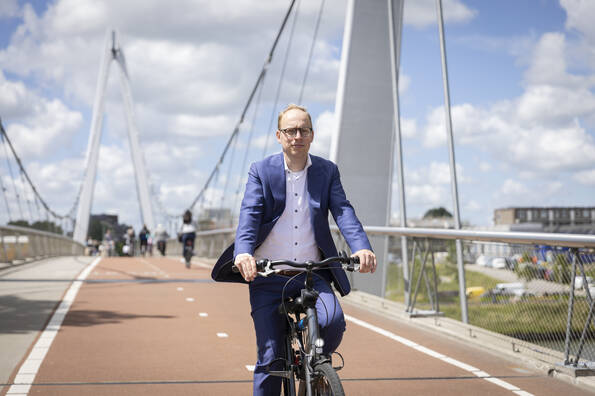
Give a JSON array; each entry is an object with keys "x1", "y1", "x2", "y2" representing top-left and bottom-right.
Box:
[
  {"x1": 0, "y1": 225, "x2": 85, "y2": 266},
  {"x1": 190, "y1": 225, "x2": 595, "y2": 373}
]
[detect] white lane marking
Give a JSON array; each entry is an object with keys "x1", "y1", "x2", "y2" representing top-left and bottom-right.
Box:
[
  {"x1": 199, "y1": 312, "x2": 208, "y2": 317},
  {"x1": 7, "y1": 257, "x2": 102, "y2": 396},
  {"x1": 186, "y1": 297, "x2": 195, "y2": 302},
  {"x1": 217, "y1": 333, "x2": 229, "y2": 338},
  {"x1": 139, "y1": 258, "x2": 168, "y2": 277},
  {"x1": 245, "y1": 365, "x2": 255, "y2": 371},
  {"x1": 344, "y1": 314, "x2": 534, "y2": 396},
  {"x1": 177, "y1": 287, "x2": 184, "y2": 291}
]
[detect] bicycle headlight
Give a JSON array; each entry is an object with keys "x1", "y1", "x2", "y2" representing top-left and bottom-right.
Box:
[{"x1": 315, "y1": 338, "x2": 325, "y2": 348}]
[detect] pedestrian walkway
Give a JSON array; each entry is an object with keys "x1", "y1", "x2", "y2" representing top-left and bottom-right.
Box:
[{"x1": 1, "y1": 257, "x2": 592, "y2": 395}]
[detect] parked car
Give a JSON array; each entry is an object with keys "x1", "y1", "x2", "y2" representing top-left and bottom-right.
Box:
[
  {"x1": 574, "y1": 276, "x2": 594, "y2": 290},
  {"x1": 491, "y1": 257, "x2": 507, "y2": 269},
  {"x1": 493, "y1": 282, "x2": 528, "y2": 297},
  {"x1": 466, "y1": 286, "x2": 485, "y2": 298},
  {"x1": 475, "y1": 255, "x2": 491, "y2": 267}
]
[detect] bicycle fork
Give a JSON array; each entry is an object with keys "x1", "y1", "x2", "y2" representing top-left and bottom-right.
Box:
[{"x1": 303, "y1": 306, "x2": 322, "y2": 396}]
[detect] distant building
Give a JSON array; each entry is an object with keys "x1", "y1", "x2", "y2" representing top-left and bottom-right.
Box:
[
  {"x1": 494, "y1": 206, "x2": 595, "y2": 234},
  {"x1": 89, "y1": 213, "x2": 129, "y2": 241}
]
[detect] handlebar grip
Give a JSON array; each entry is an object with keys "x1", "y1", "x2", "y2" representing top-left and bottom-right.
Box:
[
  {"x1": 256, "y1": 259, "x2": 268, "y2": 272},
  {"x1": 351, "y1": 256, "x2": 360, "y2": 264},
  {"x1": 232, "y1": 259, "x2": 269, "y2": 274}
]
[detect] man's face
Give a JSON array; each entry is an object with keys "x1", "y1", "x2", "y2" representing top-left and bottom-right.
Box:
[{"x1": 276, "y1": 109, "x2": 314, "y2": 157}]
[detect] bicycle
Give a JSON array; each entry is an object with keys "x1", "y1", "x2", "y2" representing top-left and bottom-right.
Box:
[{"x1": 234, "y1": 251, "x2": 359, "y2": 396}]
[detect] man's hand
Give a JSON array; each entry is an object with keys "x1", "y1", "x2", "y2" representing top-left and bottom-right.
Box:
[
  {"x1": 352, "y1": 249, "x2": 377, "y2": 273},
  {"x1": 235, "y1": 253, "x2": 257, "y2": 282}
]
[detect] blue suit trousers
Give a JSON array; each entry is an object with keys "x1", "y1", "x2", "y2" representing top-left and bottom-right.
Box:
[{"x1": 248, "y1": 272, "x2": 346, "y2": 396}]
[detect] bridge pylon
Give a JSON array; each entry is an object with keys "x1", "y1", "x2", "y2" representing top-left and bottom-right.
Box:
[{"x1": 73, "y1": 30, "x2": 155, "y2": 243}]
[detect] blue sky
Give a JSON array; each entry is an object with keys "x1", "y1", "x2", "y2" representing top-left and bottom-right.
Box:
[{"x1": 0, "y1": 0, "x2": 594, "y2": 232}]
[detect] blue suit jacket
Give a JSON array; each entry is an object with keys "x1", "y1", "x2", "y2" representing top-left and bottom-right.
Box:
[{"x1": 211, "y1": 152, "x2": 371, "y2": 296}]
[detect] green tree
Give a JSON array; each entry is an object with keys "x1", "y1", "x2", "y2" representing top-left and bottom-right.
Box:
[
  {"x1": 423, "y1": 207, "x2": 453, "y2": 219},
  {"x1": 8, "y1": 220, "x2": 29, "y2": 227},
  {"x1": 31, "y1": 220, "x2": 63, "y2": 234}
]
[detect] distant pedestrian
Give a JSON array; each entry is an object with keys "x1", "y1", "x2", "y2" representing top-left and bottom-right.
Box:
[
  {"x1": 154, "y1": 223, "x2": 168, "y2": 256},
  {"x1": 125, "y1": 227, "x2": 136, "y2": 256},
  {"x1": 103, "y1": 229, "x2": 115, "y2": 256}
]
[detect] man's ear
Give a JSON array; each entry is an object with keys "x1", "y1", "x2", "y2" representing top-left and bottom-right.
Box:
[{"x1": 275, "y1": 129, "x2": 281, "y2": 142}]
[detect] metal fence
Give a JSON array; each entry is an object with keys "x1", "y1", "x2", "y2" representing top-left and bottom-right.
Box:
[
  {"x1": 191, "y1": 226, "x2": 595, "y2": 372},
  {"x1": 0, "y1": 225, "x2": 85, "y2": 266}
]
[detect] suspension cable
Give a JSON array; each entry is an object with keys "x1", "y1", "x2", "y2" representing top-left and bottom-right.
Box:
[
  {"x1": 219, "y1": 131, "x2": 239, "y2": 216},
  {"x1": 262, "y1": 0, "x2": 302, "y2": 158},
  {"x1": 187, "y1": 0, "x2": 298, "y2": 211},
  {"x1": 298, "y1": 0, "x2": 326, "y2": 103},
  {"x1": 233, "y1": 72, "x2": 267, "y2": 216},
  {"x1": 20, "y1": 169, "x2": 34, "y2": 223},
  {"x1": 0, "y1": 127, "x2": 24, "y2": 220},
  {"x1": 0, "y1": 118, "x2": 74, "y2": 221},
  {"x1": 0, "y1": 163, "x2": 12, "y2": 222}
]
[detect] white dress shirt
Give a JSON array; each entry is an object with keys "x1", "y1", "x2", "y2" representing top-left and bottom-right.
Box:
[{"x1": 253, "y1": 154, "x2": 321, "y2": 270}]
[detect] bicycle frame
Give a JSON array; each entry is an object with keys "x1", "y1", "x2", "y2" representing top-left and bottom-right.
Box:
[{"x1": 234, "y1": 253, "x2": 358, "y2": 395}]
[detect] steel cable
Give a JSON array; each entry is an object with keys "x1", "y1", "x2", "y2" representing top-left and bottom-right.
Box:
[
  {"x1": 261, "y1": 0, "x2": 302, "y2": 159},
  {"x1": 298, "y1": 0, "x2": 326, "y2": 104},
  {"x1": 0, "y1": 118, "x2": 74, "y2": 222},
  {"x1": 187, "y1": 0, "x2": 298, "y2": 212},
  {"x1": 0, "y1": 126, "x2": 24, "y2": 220}
]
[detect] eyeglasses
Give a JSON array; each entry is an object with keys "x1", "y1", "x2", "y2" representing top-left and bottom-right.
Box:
[{"x1": 279, "y1": 127, "x2": 313, "y2": 138}]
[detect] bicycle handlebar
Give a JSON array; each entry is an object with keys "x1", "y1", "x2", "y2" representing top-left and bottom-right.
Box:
[{"x1": 231, "y1": 251, "x2": 360, "y2": 276}]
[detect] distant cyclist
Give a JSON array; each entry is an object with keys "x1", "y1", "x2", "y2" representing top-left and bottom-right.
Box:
[
  {"x1": 179, "y1": 210, "x2": 196, "y2": 268},
  {"x1": 139, "y1": 224, "x2": 150, "y2": 256},
  {"x1": 212, "y1": 104, "x2": 377, "y2": 395}
]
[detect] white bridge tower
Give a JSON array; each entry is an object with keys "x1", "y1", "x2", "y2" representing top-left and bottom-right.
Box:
[{"x1": 73, "y1": 30, "x2": 155, "y2": 243}]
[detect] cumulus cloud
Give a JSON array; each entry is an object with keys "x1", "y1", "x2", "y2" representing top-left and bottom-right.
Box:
[
  {"x1": 573, "y1": 169, "x2": 595, "y2": 185},
  {"x1": 422, "y1": 31, "x2": 595, "y2": 175},
  {"x1": 409, "y1": 161, "x2": 467, "y2": 186},
  {"x1": 1, "y1": 72, "x2": 83, "y2": 160},
  {"x1": 404, "y1": 0, "x2": 476, "y2": 29},
  {"x1": 0, "y1": 0, "x2": 19, "y2": 19},
  {"x1": 499, "y1": 179, "x2": 529, "y2": 196},
  {"x1": 310, "y1": 110, "x2": 334, "y2": 157}
]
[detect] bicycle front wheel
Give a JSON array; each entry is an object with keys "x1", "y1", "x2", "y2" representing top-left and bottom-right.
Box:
[{"x1": 298, "y1": 362, "x2": 344, "y2": 396}]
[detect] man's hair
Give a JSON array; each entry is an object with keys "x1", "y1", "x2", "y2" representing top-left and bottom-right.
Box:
[{"x1": 277, "y1": 103, "x2": 313, "y2": 129}]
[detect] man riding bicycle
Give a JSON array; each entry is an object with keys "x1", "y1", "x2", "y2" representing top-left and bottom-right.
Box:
[{"x1": 212, "y1": 104, "x2": 376, "y2": 396}]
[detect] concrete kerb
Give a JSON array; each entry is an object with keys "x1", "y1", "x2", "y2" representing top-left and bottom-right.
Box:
[{"x1": 341, "y1": 290, "x2": 595, "y2": 393}]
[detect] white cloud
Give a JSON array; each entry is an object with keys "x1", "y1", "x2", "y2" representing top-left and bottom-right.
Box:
[
  {"x1": 404, "y1": 0, "x2": 476, "y2": 29},
  {"x1": 400, "y1": 117, "x2": 417, "y2": 138},
  {"x1": 310, "y1": 110, "x2": 334, "y2": 158},
  {"x1": 0, "y1": 0, "x2": 19, "y2": 19},
  {"x1": 422, "y1": 32, "x2": 595, "y2": 174},
  {"x1": 560, "y1": 0, "x2": 595, "y2": 43},
  {"x1": 499, "y1": 179, "x2": 529, "y2": 196},
  {"x1": 2, "y1": 88, "x2": 83, "y2": 160},
  {"x1": 478, "y1": 161, "x2": 491, "y2": 172},
  {"x1": 406, "y1": 183, "x2": 446, "y2": 207},
  {"x1": 409, "y1": 161, "x2": 467, "y2": 185},
  {"x1": 573, "y1": 169, "x2": 595, "y2": 185}
]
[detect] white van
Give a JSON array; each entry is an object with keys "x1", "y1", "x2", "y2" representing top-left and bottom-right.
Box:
[
  {"x1": 574, "y1": 276, "x2": 593, "y2": 290},
  {"x1": 494, "y1": 282, "x2": 527, "y2": 297}
]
